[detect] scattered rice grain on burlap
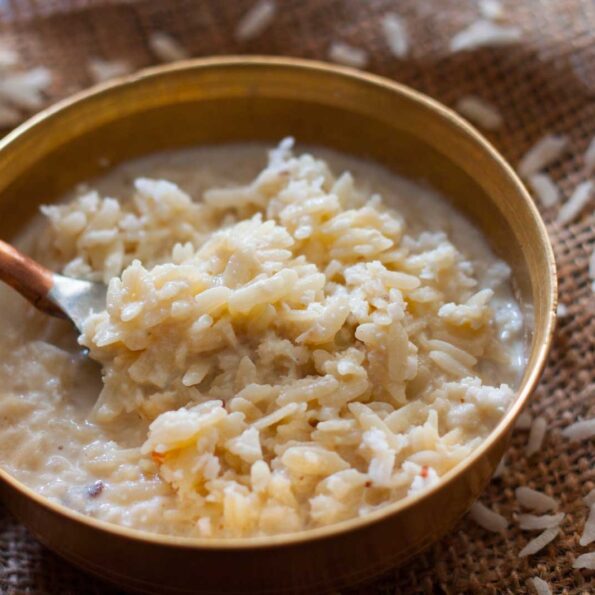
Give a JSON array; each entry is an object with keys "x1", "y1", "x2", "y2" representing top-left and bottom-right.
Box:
[{"x1": 0, "y1": 0, "x2": 593, "y2": 593}]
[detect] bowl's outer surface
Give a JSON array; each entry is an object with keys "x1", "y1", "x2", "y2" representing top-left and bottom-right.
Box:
[{"x1": 0, "y1": 57, "x2": 556, "y2": 594}]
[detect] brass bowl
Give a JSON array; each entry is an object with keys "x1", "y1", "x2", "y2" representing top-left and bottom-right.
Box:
[{"x1": 0, "y1": 57, "x2": 556, "y2": 594}]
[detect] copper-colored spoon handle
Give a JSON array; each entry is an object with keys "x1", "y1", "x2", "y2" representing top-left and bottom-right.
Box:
[{"x1": 0, "y1": 238, "x2": 64, "y2": 317}]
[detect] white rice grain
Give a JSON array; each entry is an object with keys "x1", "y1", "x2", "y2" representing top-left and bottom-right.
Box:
[
  {"x1": 0, "y1": 103, "x2": 21, "y2": 127},
  {"x1": 469, "y1": 501, "x2": 508, "y2": 534},
  {"x1": 0, "y1": 46, "x2": 19, "y2": 70},
  {"x1": 573, "y1": 552, "x2": 595, "y2": 570},
  {"x1": 479, "y1": 0, "x2": 504, "y2": 21},
  {"x1": 88, "y1": 58, "x2": 133, "y2": 83},
  {"x1": 493, "y1": 456, "x2": 507, "y2": 478},
  {"x1": 556, "y1": 303, "x2": 568, "y2": 318},
  {"x1": 519, "y1": 526, "x2": 559, "y2": 557},
  {"x1": 589, "y1": 248, "x2": 595, "y2": 292},
  {"x1": 557, "y1": 180, "x2": 593, "y2": 225},
  {"x1": 515, "y1": 410, "x2": 533, "y2": 430},
  {"x1": 516, "y1": 487, "x2": 558, "y2": 513},
  {"x1": 585, "y1": 136, "x2": 595, "y2": 174},
  {"x1": 450, "y1": 20, "x2": 521, "y2": 52},
  {"x1": 528, "y1": 173, "x2": 560, "y2": 208},
  {"x1": 235, "y1": 0, "x2": 276, "y2": 42},
  {"x1": 528, "y1": 577, "x2": 552, "y2": 595},
  {"x1": 526, "y1": 416, "x2": 547, "y2": 456},
  {"x1": 0, "y1": 67, "x2": 52, "y2": 110},
  {"x1": 381, "y1": 13, "x2": 409, "y2": 58},
  {"x1": 148, "y1": 32, "x2": 189, "y2": 63},
  {"x1": 580, "y1": 503, "x2": 595, "y2": 546},
  {"x1": 328, "y1": 42, "x2": 369, "y2": 69},
  {"x1": 561, "y1": 417, "x2": 595, "y2": 441},
  {"x1": 518, "y1": 135, "x2": 568, "y2": 178},
  {"x1": 518, "y1": 512, "x2": 565, "y2": 531},
  {"x1": 456, "y1": 96, "x2": 502, "y2": 130}
]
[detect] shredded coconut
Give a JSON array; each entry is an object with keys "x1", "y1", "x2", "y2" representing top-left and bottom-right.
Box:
[
  {"x1": 519, "y1": 527, "x2": 559, "y2": 557},
  {"x1": 516, "y1": 487, "x2": 558, "y2": 513},
  {"x1": 235, "y1": 0, "x2": 276, "y2": 42},
  {"x1": 528, "y1": 577, "x2": 552, "y2": 595},
  {"x1": 572, "y1": 552, "x2": 595, "y2": 570},
  {"x1": 528, "y1": 173, "x2": 560, "y2": 208},
  {"x1": 556, "y1": 180, "x2": 593, "y2": 225},
  {"x1": 561, "y1": 417, "x2": 595, "y2": 441},
  {"x1": 148, "y1": 32, "x2": 189, "y2": 63},
  {"x1": 455, "y1": 96, "x2": 502, "y2": 130},
  {"x1": 88, "y1": 58, "x2": 133, "y2": 83},
  {"x1": 381, "y1": 13, "x2": 409, "y2": 58},
  {"x1": 517, "y1": 512, "x2": 564, "y2": 531},
  {"x1": 469, "y1": 501, "x2": 508, "y2": 534},
  {"x1": 526, "y1": 416, "x2": 547, "y2": 456},
  {"x1": 450, "y1": 20, "x2": 521, "y2": 52},
  {"x1": 518, "y1": 135, "x2": 568, "y2": 179}
]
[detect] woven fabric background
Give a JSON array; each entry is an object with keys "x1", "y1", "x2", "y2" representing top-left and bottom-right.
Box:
[{"x1": 0, "y1": 0, "x2": 593, "y2": 593}]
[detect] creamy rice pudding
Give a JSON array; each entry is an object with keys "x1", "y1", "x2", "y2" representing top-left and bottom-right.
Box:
[{"x1": 0, "y1": 140, "x2": 525, "y2": 537}]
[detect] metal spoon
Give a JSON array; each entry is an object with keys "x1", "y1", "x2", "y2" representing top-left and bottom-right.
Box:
[{"x1": 0, "y1": 238, "x2": 107, "y2": 332}]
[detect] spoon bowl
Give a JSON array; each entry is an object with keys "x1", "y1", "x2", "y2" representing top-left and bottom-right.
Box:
[{"x1": 0, "y1": 238, "x2": 107, "y2": 332}]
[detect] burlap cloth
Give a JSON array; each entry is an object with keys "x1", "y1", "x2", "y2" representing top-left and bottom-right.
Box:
[{"x1": 0, "y1": 0, "x2": 593, "y2": 593}]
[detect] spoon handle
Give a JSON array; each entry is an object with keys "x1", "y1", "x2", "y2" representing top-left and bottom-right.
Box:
[{"x1": 0, "y1": 238, "x2": 65, "y2": 318}]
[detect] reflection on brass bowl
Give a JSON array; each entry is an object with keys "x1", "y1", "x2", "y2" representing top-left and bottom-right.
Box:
[{"x1": 0, "y1": 57, "x2": 556, "y2": 594}]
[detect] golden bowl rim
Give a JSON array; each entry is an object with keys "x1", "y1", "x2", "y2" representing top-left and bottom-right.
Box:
[{"x1": 0, "y1": 55, "x2": 557, "y2": 550}]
